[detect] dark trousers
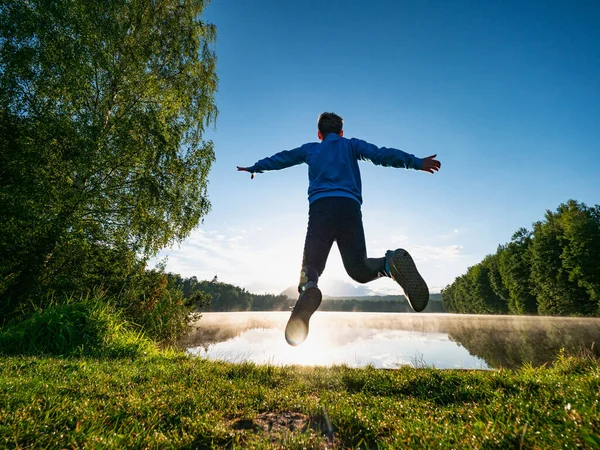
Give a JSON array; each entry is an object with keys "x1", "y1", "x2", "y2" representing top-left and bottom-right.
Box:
[{"x1": 299, "y1": 196, "x2": 386, "y2": 292}]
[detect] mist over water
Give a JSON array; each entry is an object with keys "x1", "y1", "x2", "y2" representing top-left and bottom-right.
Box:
[{"x1": 182, "y1": 312, "x2": 600, "y2": 369}]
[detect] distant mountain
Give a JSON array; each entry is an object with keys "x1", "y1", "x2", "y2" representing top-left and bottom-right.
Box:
[
  {"x1": 280, "y1": 286, "x2": 299, "y2": 300},
  {"x1": 279, "y1": 280, "x2": 372, "y2": 298},
  {"x1": 280, "y1": 285, "x2": 442, "y2": 303},
  {"x1": 324, "y1": 293, "x2": 442, "y2": 303}
]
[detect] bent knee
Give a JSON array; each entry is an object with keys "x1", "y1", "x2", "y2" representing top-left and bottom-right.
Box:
[{"x1": 346, "y1": 270, "x2": 372, "y2": 284}]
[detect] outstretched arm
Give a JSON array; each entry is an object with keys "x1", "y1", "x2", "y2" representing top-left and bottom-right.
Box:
[
  {"x1": 237, "y1": 166, "x2": 255, "y2": 179},
  {"x1": 237, "y1": 145, "x2": 307, "y2": 179},
  {"x1": 352, "y1": 138, "x2": 441, "y2": 173},
  {"x1": 420, "y1": 154, "x2": 441, "y2": 174}
]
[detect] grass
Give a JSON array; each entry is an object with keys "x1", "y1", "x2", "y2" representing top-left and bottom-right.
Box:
[
  {"x1": 1, "y1": 352, "x2": 599, "y2": 449},
  {"x1": 0, "y1": 297, "x2": 156, "y2": 358},
  {"x1": 1, "y1": 300, "x2": 599, "y2": 448}
]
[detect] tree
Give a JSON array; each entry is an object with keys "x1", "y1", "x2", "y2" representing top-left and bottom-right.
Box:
[
  {"x1": 530, "y1": 201, "x2": 599, "y2": 316},
  {"x1": 441, "y1": 273, "x2": 473, "y2": 313},
  {"x1": 476, "y1": 255, "x2": 508, "y2": 313},
  {"x1": 442, "y1": 201, "x2": 600, "y2": 317},
  {"x1": 497, "y1": 229, "x2": 537, "y2": 315},
  {"x1": 442, "y1": 263, "x2": 503, "y2": 314},
  {"x1": 483, "y1": 253, "x2": 508, "y2": 304},
  {"x1": 0, "y1": 0, "x2": 218, "y2": 314},
  {"x1": 557, "y1": 202, "x2": 600, "y2": 310},
  {"x1": 480, "y1": 254, "x2": 509, "y2": 313},
  {"x1": 440, "y1": 283, "x2": 456, "y2": 313}
]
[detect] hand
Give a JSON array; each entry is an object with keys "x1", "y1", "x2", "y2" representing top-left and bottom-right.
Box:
[
  {"x1": 237, "y1": 166, "x2": 254, "y2": 179},
  {"x1": 421, "y1": 154, "x2": 441, "y2": 174}
]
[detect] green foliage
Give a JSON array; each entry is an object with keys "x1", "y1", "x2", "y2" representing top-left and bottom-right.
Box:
[
  {"x1": 530, "y1": 200, "x2": 600, "y2": 316},
  {"x1": 0, "y1": 272, "x2": 200, "y2": 363},
  {"x1": 0, "y1": 295, "x2": 155, "y2": 357},
  {"x1": 482, "y1": 253, "x2": 509, "y2": 305},
  {"x1": 440, "y1": 273, "x2": 473, "y2": 314},
  {"x1": 167, "y1": 274, "x2": 292, "y2": 312},
  {"x1": 497, "y1": 228, "x2": 537, "y2": 314},
  {"x1": 1, "y1": 353, "x2": 599, "y2": 448},
  {"x1": 442, "y1": 200, "x2": 600, "y2": 316},
  {"x1": 196, "y1": 279, "x2": 253, "y2": 311},
  {"x1": 118, "y1": 269, "x2": 198, "y2": 344},
  {"x1": 468, "y1": 262, "x2": 508, "y2": 314},
  {"x1": 167, "y1": 274, "x2": 446, "y2": 313},
  {"x1": 442, "y1": 257, "x2": 510, "y2": 315},
  {"x1": 0, "y1": 0, "x2": 217, "y2": 314},
  {"x1": 319, "y1": 294, "x2": 445, "y2": 313}
]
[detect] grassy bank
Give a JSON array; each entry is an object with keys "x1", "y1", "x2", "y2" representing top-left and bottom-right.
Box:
[
  {"x1": 1, "y1": 351, "x2": 599, "y2": 449},
  {"x1": 1, "y1": 300, "x2": 599, "y2": 448}
]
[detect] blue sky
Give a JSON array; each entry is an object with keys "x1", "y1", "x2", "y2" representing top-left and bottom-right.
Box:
[{"x1": 156, "y1": 0, "x2": 599, "y2": 296}]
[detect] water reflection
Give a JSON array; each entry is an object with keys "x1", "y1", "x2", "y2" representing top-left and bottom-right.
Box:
[{"x1": 182, "y1": 312, "x2": 600, "y2": 370}]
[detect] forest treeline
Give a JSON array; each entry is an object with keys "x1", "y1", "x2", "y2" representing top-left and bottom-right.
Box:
[
  {"x1": 167, "y1": 275, "x2": 291, "y2": 312},
  {"x1": 441, "y1": 200, "x2": 600, "y2": 316},
  {"x1": 167, "y1": 274, "x2": 445, "y2": 313}
]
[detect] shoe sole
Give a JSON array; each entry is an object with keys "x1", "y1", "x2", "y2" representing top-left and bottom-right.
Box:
[
  {"x1": 285, "y1": 286, "x2": 322, "y2": 346},
  {"x1": 388, "y1": 249, "x2": 429, "y2": 312}
]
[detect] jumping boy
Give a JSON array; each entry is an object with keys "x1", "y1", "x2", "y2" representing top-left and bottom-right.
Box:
[{"x1": 237, "y1": 112, "x2": 441, "y2": 346}]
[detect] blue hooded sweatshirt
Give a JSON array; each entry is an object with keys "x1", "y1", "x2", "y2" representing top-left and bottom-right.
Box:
[{"x1": 247, "y1": 134, "x2": 423, "y2": 205}]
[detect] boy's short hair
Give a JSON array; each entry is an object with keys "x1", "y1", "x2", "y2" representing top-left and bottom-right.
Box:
[{"x1": 318, "y1": 112, "x2": 343, "y2": 137}]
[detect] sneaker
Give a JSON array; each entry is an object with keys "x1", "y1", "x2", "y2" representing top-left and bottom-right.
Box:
[
  {"x1": 386, "y1": 249, "x2": 429, "y2": 312},
  {"x1": 285, "y1": 281, "x2": 322, "y2": 346}
]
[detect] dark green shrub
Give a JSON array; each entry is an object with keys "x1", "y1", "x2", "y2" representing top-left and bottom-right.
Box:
[{"x1": 0, "y1": 296, "x2": 155, "y2": 357}]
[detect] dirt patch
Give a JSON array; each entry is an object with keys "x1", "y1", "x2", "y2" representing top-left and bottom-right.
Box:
[
  {"x1": 254, "y1": 411, "x2": 311, "y2": 434},
  {"x1": 231, "y1": 411, "x2": 310, "y2": 435},
  {"x1": 231, "y1": 410, "x2": 337, "y2": 446}
]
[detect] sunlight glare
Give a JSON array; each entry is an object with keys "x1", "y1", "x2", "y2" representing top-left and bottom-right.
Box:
[{"x1": 274, "y1": 325, "x2": 335, "y2": 366}]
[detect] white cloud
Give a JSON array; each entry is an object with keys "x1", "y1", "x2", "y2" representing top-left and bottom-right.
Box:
[
  {"x1": 153, "y1": 224, "x2": 470, "y2": 297},
  {"x1": 390, "y1": 234, "x2": 409, "y2": 245},
  {"x1": 409, "y1": 244, "x2": 464, "y2": 262},
  {"x1": 437, "y1": 229, "x2": 465, "y2": 240},
  {"x1": 154, "y1": 225, "x2": 303, "y2": 294}
]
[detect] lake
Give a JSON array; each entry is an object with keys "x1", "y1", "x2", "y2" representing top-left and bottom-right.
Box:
[{"x1": 181, "y1": 312, "x2": 600, "y2": 370}]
